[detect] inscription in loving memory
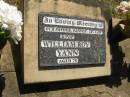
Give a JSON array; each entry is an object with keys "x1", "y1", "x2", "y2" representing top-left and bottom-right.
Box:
[{"x1": 38, "y1": 13, "x2": 106, "y2": 68}]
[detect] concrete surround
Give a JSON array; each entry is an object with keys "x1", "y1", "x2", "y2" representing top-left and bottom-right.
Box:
[{"x1": 23, "y1": 0, "x2": 111, "y2": 84}]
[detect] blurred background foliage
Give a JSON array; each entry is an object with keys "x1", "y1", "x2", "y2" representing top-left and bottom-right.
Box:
[
  {"x1": 101, "y1": 0, "x2": 130, "y2": 19},
  {"x1": 4, "y1": 0, "x2": 22, "y2": 10},
  {"x1": 6, "y1": 0, "x2": 130, "y2": 19}
]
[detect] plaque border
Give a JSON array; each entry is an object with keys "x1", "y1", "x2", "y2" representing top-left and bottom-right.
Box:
[{"x1": 38, "y1": 12, "x2": 106, "y2": 70}]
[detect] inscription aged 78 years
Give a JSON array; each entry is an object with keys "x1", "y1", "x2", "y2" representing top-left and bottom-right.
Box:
[{"x1": 39, "y1": 13, "x2": 106, "y2": 68}]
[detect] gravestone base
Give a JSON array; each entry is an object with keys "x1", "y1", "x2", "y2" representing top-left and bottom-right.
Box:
[{"x1": 23, "y1": 0, "x2": 111, "y2": 84}]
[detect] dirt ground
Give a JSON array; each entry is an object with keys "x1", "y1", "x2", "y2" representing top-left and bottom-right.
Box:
[{"x1": 0, "y1": 65, "x2": 130, "y2": 97}]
